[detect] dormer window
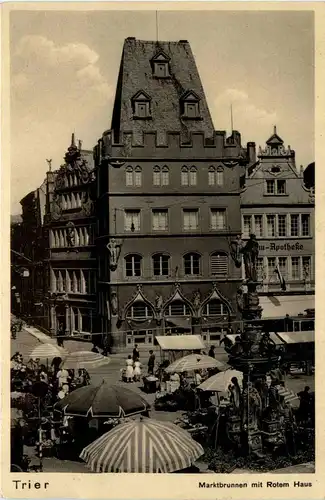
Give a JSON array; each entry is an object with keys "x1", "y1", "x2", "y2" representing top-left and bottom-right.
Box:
[
  {"x1": 180, "y1": 91, "x2": 201, "y2": 119},
  {"x1": 151, "y1": 51, "x2": 170, "y2": 78},
  {"x1": 131, "y1": 91, "x2": 152, "y2": 119}
]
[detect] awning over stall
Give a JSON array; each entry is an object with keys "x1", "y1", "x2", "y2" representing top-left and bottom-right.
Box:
[
  {"x1": 259, "y1": 295, "x2": 315, "y2": 319},
  {"x1": 155, "y1": 335, "x2": 205, "y2": 351},
  {"x1": 276, "y1": 331, "x2": 314, "y2": 344}
]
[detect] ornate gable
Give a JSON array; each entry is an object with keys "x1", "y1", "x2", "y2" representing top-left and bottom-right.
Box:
[{"x1": 200, "y1": 283, "x2": 233, "y2": 314}]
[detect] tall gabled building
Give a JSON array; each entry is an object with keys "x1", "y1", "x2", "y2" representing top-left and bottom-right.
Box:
[
  {"x1": 95, "y1": 38, "x2": 256, "y2": 353},
  {"x1": 43, "y1": 135, "x2": 97, "y2": 339},
  {"x1": 241, "y1": 127, "x2": 315, "y2": 319}
]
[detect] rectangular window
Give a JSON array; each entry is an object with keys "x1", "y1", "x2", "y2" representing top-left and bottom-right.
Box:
[
  {"x1": 301, "y1": 214, "x2": 310, "y2": 236},
  {"x1": 124, "y1": 210, "x2": 140, "y2": 232},
  {"x1": 161, "y1": 169, "x2": 169, "y2": 186},
  {"x1": 126, "y1": 169, "x2": 133, "y2": 186},
  {"x1": 243, "y1": 215, "x2": 252, "y2": 238},
  {"x1": 302, "y1": 256, "x2": 311, "y2": 279},
  {"x1": 216, "y1": 170, "x2": 224, "y2": 186},
  {"x1": 290, "y1": 214, "x2": 299, "y2": 237},
  {"x1": 189, "y1": 169, "x2": 197, "y2": 186},
  {"x1": 184, "y1": 102, "x2": 199, "y2": 118},
  {"x1": 291, "y1": 257, "x2": 300, "y2": 280},
  {"x1": 254, "y1": 215, "x2": 263, "y2": 238},
  {"x1": 135, "y1": 102, "x2": 149, "y2": 118},
  {"x1": 277, "y1": 179, "x2": 286, "y2": 194},
  {"x1": 267, "y1": 215, "x2": 276, "y2": 237},
  {"x1": 125, "y1": 256, "x2": 141, "y2": 277},
  {"x1": 183, "y1": 209, "x2": 198, "y2": 231},
  {"x1": 152, "y1": 210, "x2": 168, "y2": 231},
  {"x1": 266, "y1": 180, "x2": 275, "y2": 194},
  {"x1": 134, "y1": 169, "x2": 142, "y2": 187},
  {"x1": 181, "y1": 170, "x2": 189, "y2": 186},
  {"x1": 278, "y1": 215, "x2": 286, "y2": 237},
  {"x1": 211, "y1": 209, "x2": 226, "y2": 230},
  {"x1": 257, "y1": 257, "x2": 264, "y2": 280},
  {"x1": 153, "y1": 170, "x2": 160, "y2": 186},
  {"x1": 267, "y1": 257, "x2": 276, "y2": 278},
  {"x1": 278, "y1": 257, "x2": 287, "y2": 278}
]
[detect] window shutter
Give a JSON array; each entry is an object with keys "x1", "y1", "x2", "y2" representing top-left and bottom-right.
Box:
[{"x1": 211, "y1": 253, "x2": 228, "y2": 275}]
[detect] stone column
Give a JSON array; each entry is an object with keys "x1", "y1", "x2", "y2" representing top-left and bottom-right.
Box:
[
  {"x1": 50, "y1": 305, "x2": 56, "y2": 336},
  {"x1": 110, "y1": 315, "x2": 124, "y2": 353},
  {"x1": 65, "y1": 304, "x2": 70, "y2": 335}
]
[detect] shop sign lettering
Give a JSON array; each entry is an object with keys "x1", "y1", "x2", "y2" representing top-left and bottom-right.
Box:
[{"x1": 259, "y1": 242, "x2": 304, "y2": 252}]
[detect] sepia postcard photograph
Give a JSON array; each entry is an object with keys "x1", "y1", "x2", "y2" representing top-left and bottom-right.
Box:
[{"x1": 1, "y1": 2, "x2": 325, "y2": 498}]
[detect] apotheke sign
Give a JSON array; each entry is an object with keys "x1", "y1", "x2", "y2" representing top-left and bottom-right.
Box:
[{"x1": 259, "y1": 242, "x2": 304, "y2": 252}]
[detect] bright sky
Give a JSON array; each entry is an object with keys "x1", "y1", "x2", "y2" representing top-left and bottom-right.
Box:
[{"x1": 10, "y1": 10, "x2": 314, "y2": 214}]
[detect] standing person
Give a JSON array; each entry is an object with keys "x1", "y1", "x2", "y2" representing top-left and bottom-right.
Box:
[
  {"x1": 208, "y1": 345, "x2": 215, "y2": 358},
  {"x1": 133, "y1": 359, "x2": 142, "y2": 382},
  {"x1": 57, "y1": 367, "x2": 69, "y2": 388},
  {"x1": 57, "y1": 323, "x2": 64, "y2": 347},
  {"x1": 39, "y1": 365, "x2": 49, "y2": 385},
  {"x1": 148, "y1": 350, "x2": 155, "y2": 375},
  {"x1": 132, "y1": 344, "x2": 140, "y2": 362},
  {"x1": 125, "y1": 356, "x2": 134, "y2": 383}
]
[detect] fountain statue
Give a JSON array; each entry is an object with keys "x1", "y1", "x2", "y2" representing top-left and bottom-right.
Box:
[{"x1": 229, "y1": 234, "x2": 284, "y2": 455}]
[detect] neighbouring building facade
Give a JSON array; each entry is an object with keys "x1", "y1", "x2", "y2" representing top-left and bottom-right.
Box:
[
  {"x1": 241, "y1": 127, "x2": 315, "y2": 319},
  {"x1": 95, "y1": 37, "x2": 256, "y2": 352},
  {"x1": 43, "y1": 136, "x2": 98, "y2": 339},
  {"x1": 11, "y1": 185, "x2": 47, "y2": 324}
]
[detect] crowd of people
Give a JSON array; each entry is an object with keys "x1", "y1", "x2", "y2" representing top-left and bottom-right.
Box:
[{"x1": 11, "y1": 351, "x2": 91, "y2": 403}]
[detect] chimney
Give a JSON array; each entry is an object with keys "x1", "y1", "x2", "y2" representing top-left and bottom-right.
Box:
[{"x1": 247, "y1": 142, "x2": 256, "y2": 164}]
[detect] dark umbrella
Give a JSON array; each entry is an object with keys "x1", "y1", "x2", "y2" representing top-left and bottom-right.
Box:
[{"x1": 53, "y1": 381, "x2": 150, "y2": 418}]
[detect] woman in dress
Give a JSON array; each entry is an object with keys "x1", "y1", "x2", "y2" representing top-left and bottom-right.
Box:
[
  {"x1": 125, "y1": 355, "x2": 134, "y2": 383},
  {"x1": 133, "y1": 359, "x2": 142, "y2": 382}
]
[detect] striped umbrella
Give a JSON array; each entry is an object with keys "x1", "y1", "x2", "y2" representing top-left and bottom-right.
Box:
[
  {"x1": 54, "y1": 381, "x2": 150, "y2": 417},
  {"x1": 275, "y1": 385, "x2": 298, "y2": 404},
  {"x1": 165, "y1": 354, "x2": 225, "y2": 373},
  {"x1": 80, "y1": 417, "x2": 204, "y2": 473},
  {"x1": 29, "y1": 343, "x2": 69, "y2": 362},
  {"x1": 198, "y1": 369, "x2": 243, "y2": 392},
  {"x1": 60, "y1": 351, "x2": 110, "y2": 370}
]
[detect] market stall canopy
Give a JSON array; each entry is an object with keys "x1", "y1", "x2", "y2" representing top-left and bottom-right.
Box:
[
  {"x1": 156, "y1": 335, "x2": 205, "y2": 351},
  {"x1": 276, "y1": 331, "x2": 314, "y2": 344},
  {"x1": 54, "y1": 381, "x2": 150, "y2": 418},
  {"x1": 80, "y1": 417, "x2": 204, "y2": 473},
  {"x1": 165, "y1": 353, "x2": 226, "y2": 373},
  {"x1": 198, "y1": 369, "x2": 244, "y2": 392},
  {"x1": 28, "y1": 343, "x2": 69, "y2": 361},
  {"x1": 259, "y1": 295, "x2": 314, "y2": 319}
]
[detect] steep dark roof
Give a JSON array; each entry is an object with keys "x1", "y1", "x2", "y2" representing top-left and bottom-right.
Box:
[{"x1": 111, "y1": 38, "x2": 214, "y2": 140}]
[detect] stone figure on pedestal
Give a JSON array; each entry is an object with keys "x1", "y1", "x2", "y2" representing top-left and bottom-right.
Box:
[{"x1": 107, "y1": 239, "x2": 121, "y2": 271}]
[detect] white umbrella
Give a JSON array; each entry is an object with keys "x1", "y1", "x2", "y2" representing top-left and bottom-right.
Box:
[
  {"x1": 28, "y1": 343, "x2": 68, "y2": 362},
  {"x1": 198, "y1": 369, "x2": 243, "y2": 392},
  {"x1": 80, "y1": 417, "x2": 204, "y2": 473},
  {"x1": 60, "y1": 351, "x2": 111, "y2": 370},
  {"x1": 165, "y1": 354, "x2": 225, "y2": 373}
]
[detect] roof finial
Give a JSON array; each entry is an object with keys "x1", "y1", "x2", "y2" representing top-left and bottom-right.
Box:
[
  {"x1": 71, "y1": 132, "x2": 76, "y2": 148},
  {"x1": 274, "y1": 125, "x2": 277, "y2": 135},
  {"x1": 46, "y1": 159, "x2": 52, "y2": 172}
]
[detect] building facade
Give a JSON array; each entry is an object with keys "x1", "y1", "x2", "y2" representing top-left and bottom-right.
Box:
[
  {"x1": 241, "y1": 127, "x2": 315, "y2": 319},
  {"x1": 43, "y1": 136, "x2": 98, "y2": 339},
  {"x1": 95, "y1": 38, "x2": 256, "y2": 352},
  {"x1": 11, "y1": 185, "x2": 47, "y2": 325}
]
